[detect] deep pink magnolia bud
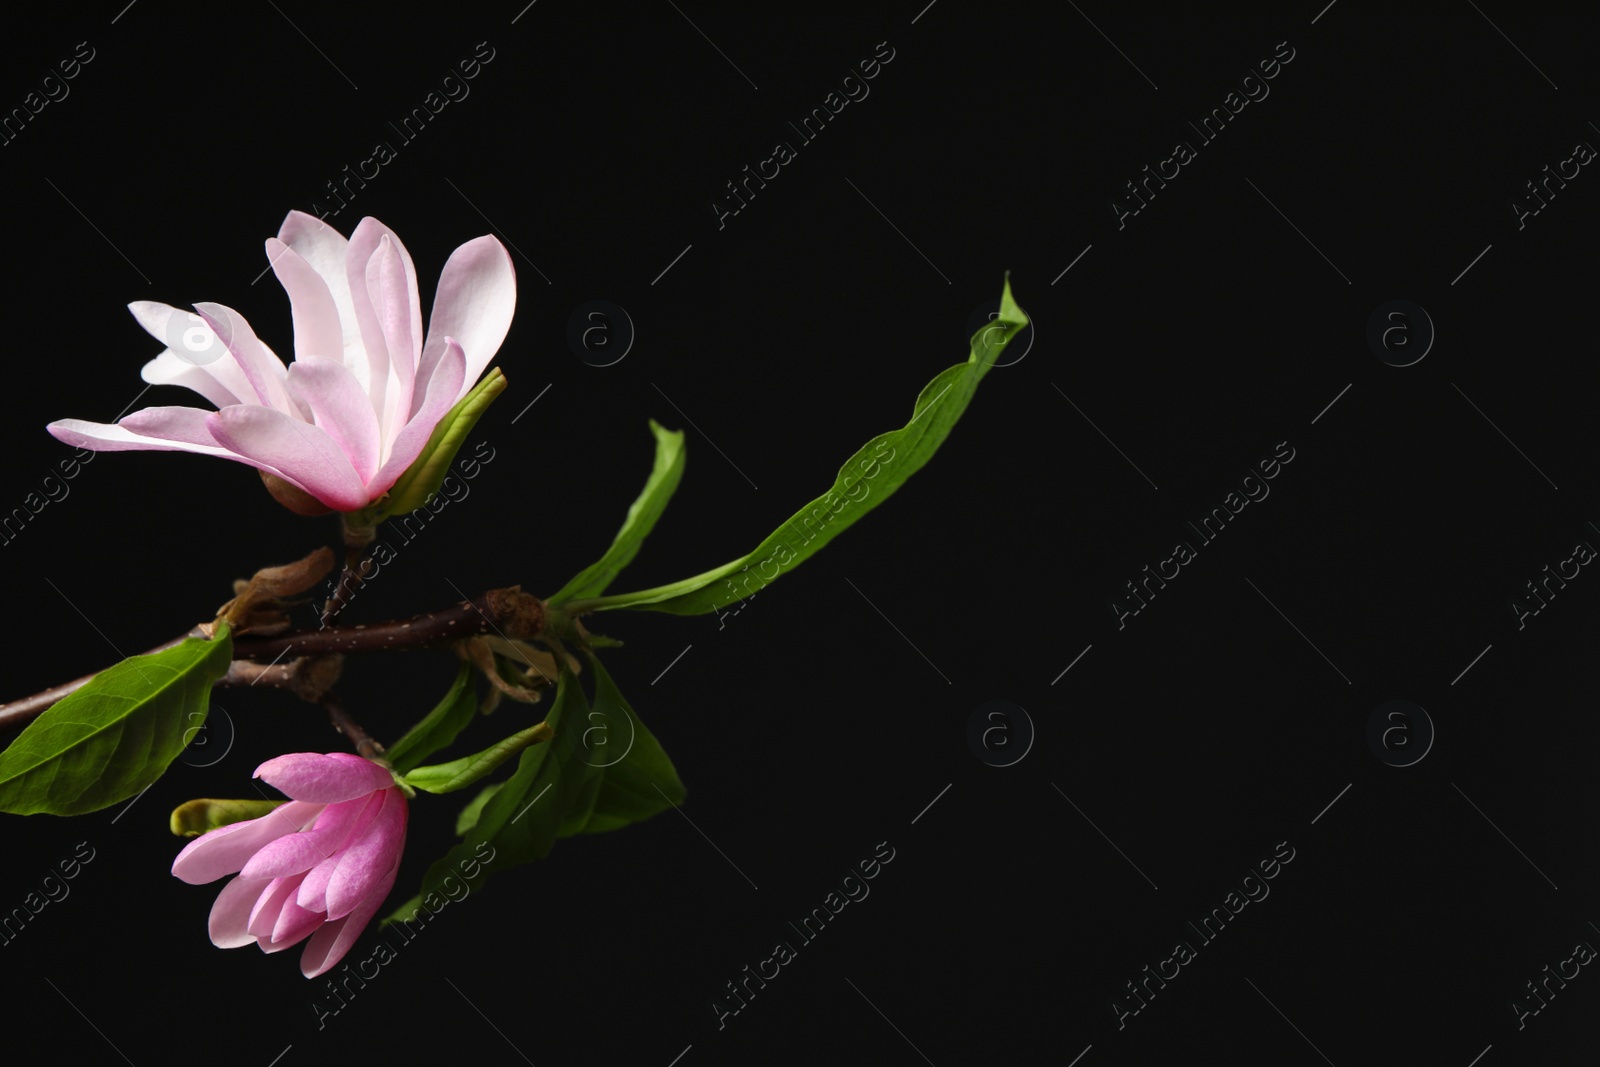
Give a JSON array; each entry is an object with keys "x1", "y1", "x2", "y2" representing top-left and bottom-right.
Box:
[{"x1": 172, "y1": 752, "x2": 408, "y2": 978}]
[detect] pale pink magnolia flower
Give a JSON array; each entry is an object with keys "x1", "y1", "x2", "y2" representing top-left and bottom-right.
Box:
[
  {"x1": 172, "y1": 752, "x2": 408, "y2": 978},
  {"x1": 48, "y1": 211, "x2": 515, "y2": 513}
]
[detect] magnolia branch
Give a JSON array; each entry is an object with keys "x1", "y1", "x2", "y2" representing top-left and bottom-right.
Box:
[{"x1": 0, "y1": 587, "x2": 545, "y2": 731}]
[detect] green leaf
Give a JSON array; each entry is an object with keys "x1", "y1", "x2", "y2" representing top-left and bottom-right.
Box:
[
  {"x1": 547, "y1": 420, "x2": 687, "y2": 606},
  {"x1": 362, "y1": 367, "x2": 507, "y2": 524},
  {"x1": 384, "y1": 665, "x2": 586, "y2": 925},
  {"x1": 566, "y1": 278, "x2": 1027, "y2": 615},
  {"x1": 401, "y1": 721, "x2": 555, "y2": 794},
  {"x1": 382, "y1": 662, "x2": 478, "y2": 775},
  {"x1": 561, "y1": 656, "x2": 684, "y2": 836},
  {"x1": 454, "y1": 782, "x2": 503, "y2": 836},
  {"x1": 170, "y1": 797, "x2": 285, "y2": 837},
  {"x1": 0, "y1": 626, "x2": 234, "y2": 815},
  {"x1": 384, "y1": 654, "x2": 684, "y2": 924}
]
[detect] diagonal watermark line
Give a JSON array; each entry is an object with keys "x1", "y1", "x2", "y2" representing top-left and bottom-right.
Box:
[
  {"x1": 1052, "y1": 783, "x2": 1158, "y2": 889},
  {"x1": 111, "y1": 783, "x2": 154, "y2": 825},
  {"x1": 1466, "y1": 0, "x2": 1557, "y2": 89},
  {"x1": 1450, "y1": 383, "x2": 1557, "y2": 489},
  {"x1": 1465, "y1": 1045, "x2": 1492, "y2": 1067},
  {"x1": 843, "y1": 177, "x2": 951, "y2": 284},
  {"x1": 250, "y1": 644, "x2": 294, "y2": 683},
  {"x1": 653, "y1": 782, "x2": 759, "y2": 889},
  {"x1": 651, "y1": 383, "x2": 757, "y2": 489},
  {"x1": 510, "y1": 782, "x2": 553, "y2": 824},
  {"x1": 45, "y1": 978, "x2": 135, "y2": 1066},
  {"x1": 444, "y1": 177, "x2": 552, "y2": 284},
  {"x1": 1052, "y1": 243, "x2": 1093, "y2": 284},
  {"x1": 444, "y1": 978, "x2": 536, "y2": 1065},
  {"x1": 1051, "y1": 644, "x2": 1093, "y2": 684},
  {"x1": 1067, "y1": 1045, "x2": 1093, "y2": 1067},
  {"x1": 1243, "y1": 177, "x2": 1351, "y2": 285},
  {"x1": 906, "y1": 383, "x2": 952, "y2": 426},
  {"x1": 844, "y1": 977, "x2": 936, "y2": 1066},
  {"x1": 910, "y1": 783, "x2": 952, "y2": 825},
  {"x1": 110, "y1": 384, "x2": 155, "y2": 423},
  {"x1": 1310, "y1": 0, "x2": 1338, "y2": 24},
  {"x1": 1451, "y1": 643, "x2": 1492, "y2": 686},
  {"x1": 1451, "y1": 244, "x2": 1492, "y2": 286},
  {"x1": 1050, "y1": 383, "x2": 1158, "y2": 489},
  {"x1": 43, "y1": 575, "x2": 152, "y2": 685},
  {"x1": 265, "y1": 0, "x2": 358, "y2": 90},
  {"x1": 652, "y1": 644, "x2": 693, "y2": 685},
  {"x1": 510, "y1": 383, "x2": 553, "y2": 425},
  {"x1": 111, "y1": 0, "x2": 138, "y2": 23},
  {"x1": 1452, "y1": 783, "x2": 1557, "y2": 890},
  {"x1": 666, "y1": 1045, "x2": 693, "y2": 1067},
  {"x1": 1244, "y1": 577, "x2": 1351, "y2": 685},
  {"x1": 45, "y1": 178, "x2": 150, "y2": 284},
  {"x1": 652, "y1": 244, "x2": 693, "y2": 285},
  {"x1": 266, "y1": 1046, "x2": 293, "y2": 1067},
  {"x1": 1311, "y1": 383, "x2": 1352, "y2": 425},
  {"x1": 844, "y1": 577, "x2": 951, "y2": 684},
  {"x1": 1066, "y1": 0, "x2": 1157, "y2": 90},
  {"x1": 1244, "y1": 976, "x2": 1337, "y2": 1066},
  {"x1": 910, "y1": 0, "x2": 938, "y2": 24},
  {"x1": 666, "y1": 0, "x2": 758, "y2": 89},
  {"x1": 1311, "y1": 782, "x2": 1352, "y2": 825},
  {"x1": 511, "y1": 0, "x2": 538, "y2": 23}
]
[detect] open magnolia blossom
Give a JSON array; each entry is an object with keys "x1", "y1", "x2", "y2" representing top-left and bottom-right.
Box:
[
  {"x1": 172, "y1": 752, "x2": 408, "y2": 978},
  {"x1": 47, "y1": 211, "x2": 515, "y2": 513}
]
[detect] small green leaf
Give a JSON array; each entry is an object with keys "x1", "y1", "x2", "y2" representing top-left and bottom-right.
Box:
[
  {"x1": 0, "y1": 626, "x2": 234, "y2": 815},
  {"x1": 362, "y1": 368, "x2": 507, "y2": 523},
  {"x1": 401, "y1": 721, "x2": 555, "y2": 794},
  {"x1": 454, "y1": 782, "x2": 503, "y2": 836},
  {"x1": 566, "y1": 278, "x2": 1027, "y2": 616},
  {"x1": 547, "y1": 420, "x2": 686, "y2": 606},
  {"x1": 561, "y1": 656, "x2": 684, "y2": 836},
  {"x1": 170, "y1": 798, "x2": 285, "y2": 837},
  {"x1": 383, "y1": 662, "x2": 478, "y2": 775}
]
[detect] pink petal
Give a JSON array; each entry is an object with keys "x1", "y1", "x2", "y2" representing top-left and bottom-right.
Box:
[
  {"x1": 417, "y1": 235, "x2": 515, "y2": 411},
  {"x1": 367, "y1": 236, "x2": 419, "y2": 447},
  {"x1": 239, "y1": 793, "x2": 379, "y2": 881},
  {"x1": 139, "y1": 350, "x2": 243, "y2": 410},
  {"x1": 172, "y1": 801, "x2": 324, "y2": 884},
  {"x1": 47, "y1": 417, "x2": 237, "y2": 459},
  {"x1": 277, "y1": 212, "x2": 366, "y2": 386},
  {"x1": 299, "y1": 857, "x2": 399, "y2": 978},
  {"x1": 207, "y1": 407, "x2": 370, "y2": 512},
  {"x1": 119, "y1": 406, "x2": 227, "y2": 448},
  {"x1": 192, "y1": 303, "x2": 295, "y2": 415},
  {"x1": 209, "y1": 875, "x2": 273, "y2": 949},
  {"x1": 285, "y1": 355, "x2": 381, "y2": 484},
  {"x1": 366, "y1": 337, "x2": 466, "y2": 499},
  {"x1": 325, "y1": 788, "x2": 408, "y2": 921},
  {"x1": 267, "y1": 900, "x2": 324, "y2": 951},
  {"x1": 248, "y1": 873, "x2": 307, "y2": 940},
  {"x1": 267, "y1": 237, "x2": 346, "y2": 362},
  {"x1": 345, "y1": 219, "x2": 420, "y2": 431},
  {"x1": 255, "y1": 752, "x2": 395, "y2": 804},
  {"x1": 128, "y1": 300, "x2": 256, "y2": 405}
]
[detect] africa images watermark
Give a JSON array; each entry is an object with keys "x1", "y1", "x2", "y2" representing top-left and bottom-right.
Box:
[
  {"x1": 711, "y1": 40, "x2": 897, "y2": 230},
  {"x1": 308, "y1": 40, "x2": 497, "y2": 221},
  {"x1": 1110, "y1": 40, "x2": 1297, "y2": 230},
  {"x1": 1110, "y1": 440, "x2": 1297, "y2": 629},
  {"x1": 710, "y1": 841, "x2": 897, "y2": 1029},
  {"x1": 0, "y1": 841, "x2": 96, "y2": 947},
  {"x1": 0, "y1": 39, "x2": 96, "y2": 148}
]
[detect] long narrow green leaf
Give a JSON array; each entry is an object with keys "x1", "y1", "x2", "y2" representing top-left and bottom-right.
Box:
[
  {"x1": 401, "y1": 721, "x2": 554, "y2": 794},
  {"x1": 382, "y1": 662, "x2": 478, "y2": 775},
  {"x1": 0, "y1": 626, "x2": 234, "y2": 815},
  {"x1": 547, "y1": 420, "x2": 686, "y2": 606},
  {"x1": 566, "y1": 278, "x2": 1026, "y2": 616}
]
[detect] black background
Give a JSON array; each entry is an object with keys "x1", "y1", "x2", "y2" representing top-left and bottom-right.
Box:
[{"x1": 2, "y1": 5, "x2": 1597, "y2": 1065}]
